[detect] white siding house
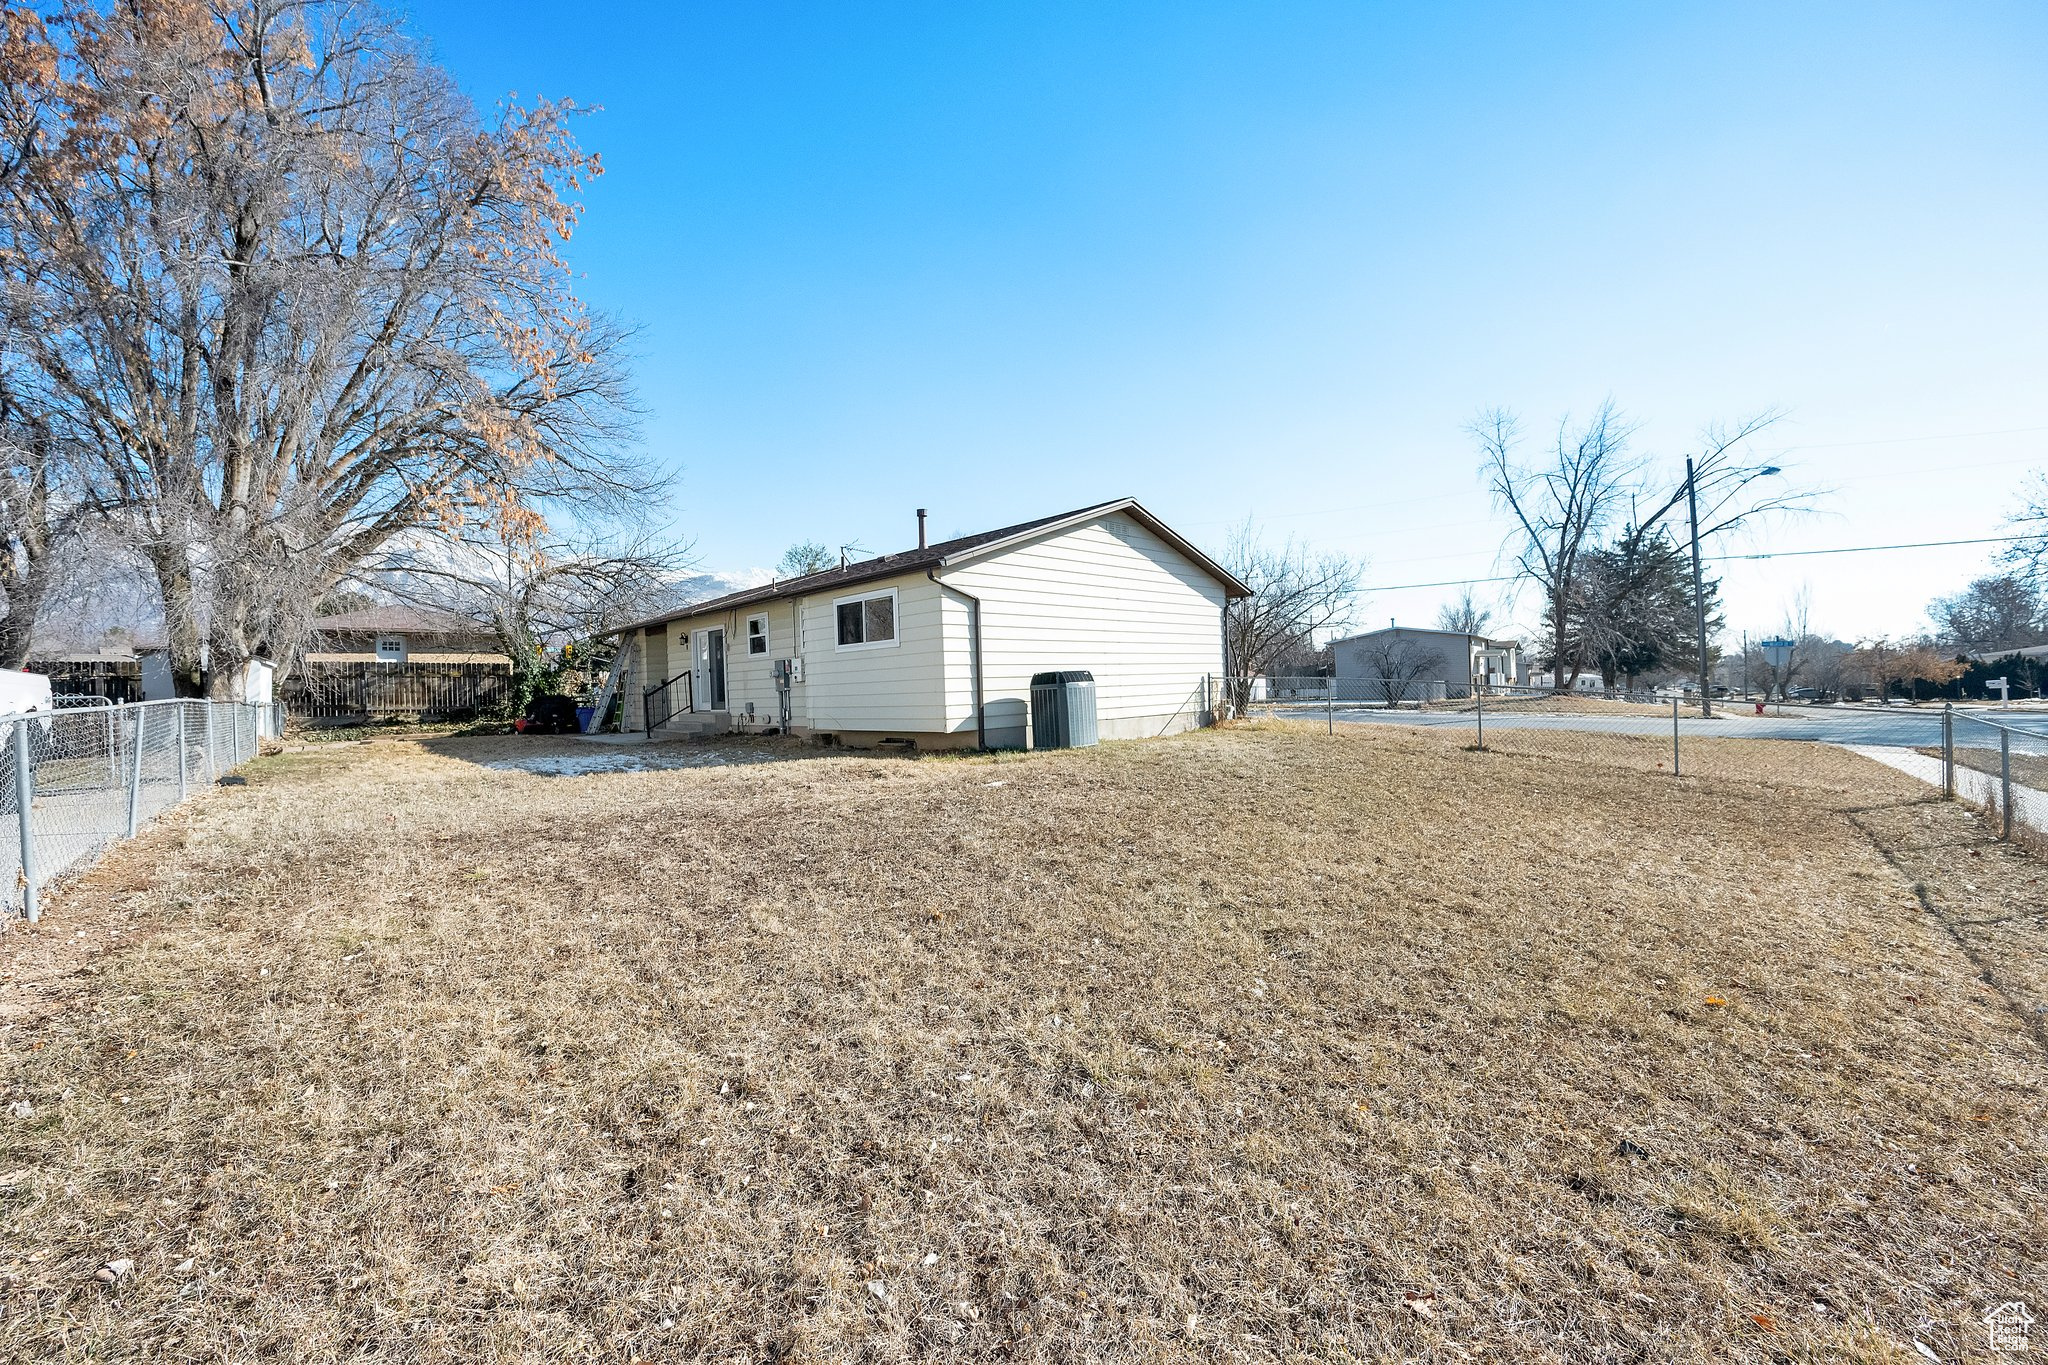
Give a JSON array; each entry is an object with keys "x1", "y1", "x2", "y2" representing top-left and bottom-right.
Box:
[{"x1": 617, "y1": 499, "x2": 1248, "y2": 749}]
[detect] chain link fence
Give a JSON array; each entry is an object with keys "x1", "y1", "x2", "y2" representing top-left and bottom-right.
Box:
[
  {"x1": 3, "y1": 698, "x2": 282, "y2": 923},
  {"x1": 1242, "y1": 677, "x2": 2048, "y2": 842}
]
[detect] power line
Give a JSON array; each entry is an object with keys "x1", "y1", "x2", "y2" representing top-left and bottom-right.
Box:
[
  {"x1": 1776, "y1": 423, "x2": 2048, "y2": 453},
  {"x1": 1714, "y1": 533, "x2": 2037, "y2": 562},
  {"x1": 1360, "y1": 533, "x2": 2039, "y2": 594}
]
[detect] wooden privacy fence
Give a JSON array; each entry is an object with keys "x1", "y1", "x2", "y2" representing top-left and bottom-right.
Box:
[{"x1": 282, "y1": 662, "x2": 514, "y2": 722}]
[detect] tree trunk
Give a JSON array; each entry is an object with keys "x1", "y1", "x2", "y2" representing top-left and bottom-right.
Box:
[
  {"x1": 1551, "y1": 593, "x2": 1571, "y2": 692},
  {"x1": 147, "y1": 546, "x2": 210, "y2": 697}
]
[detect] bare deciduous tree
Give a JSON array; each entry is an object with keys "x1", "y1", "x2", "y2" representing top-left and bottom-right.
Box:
[
  {"x1": 1928, "y1": 573, "x2": 2046, "y2": 656},
  {"x1": 1626, "y1": 412, "x2": 1807, "y2": 549},
  {"x1": 1484, "y1": 403, "x2": 1814, "y2": 697},
  {"x1": 1434, "y1": 587, "x2": 1493, "y2": 636},
  {"x1": 1477, "y1": 403, "x2": 1639, "y2": 691},
  {"x1": 365, "y1": 522, "x2": 695, "y2": 705},
  {"x1": 1356, "y1": 637, "x2": 1445, "y2": 705},
  {"x1": 0, "y1": 0, "x2": 647, "y2": 696},
  {"x1": 1220, "y1": 521, "x2": 1361, "y2": 711}
]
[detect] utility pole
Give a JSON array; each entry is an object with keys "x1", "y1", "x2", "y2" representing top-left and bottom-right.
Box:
[{"x1": 1687, "y1": 456, "x2": 1711, "y2": 718}]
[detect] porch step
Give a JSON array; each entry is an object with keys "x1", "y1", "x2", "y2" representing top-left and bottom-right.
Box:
[{"x1": 652, "y1": 711, "x2": 731, "y2": 738}]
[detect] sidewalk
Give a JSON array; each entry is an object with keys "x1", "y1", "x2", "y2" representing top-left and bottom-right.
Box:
[{"x1": 1842, "y1": 744, "x2": 2048, "y2": 832}]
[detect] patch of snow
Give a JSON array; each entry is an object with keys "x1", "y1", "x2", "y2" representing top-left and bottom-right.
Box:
[{"x1": 483, "y1": 750, "x2": 749, "y2": 778}]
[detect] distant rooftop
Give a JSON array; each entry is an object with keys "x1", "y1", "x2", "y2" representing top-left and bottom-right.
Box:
[{"x1": 312, "y1": 607, "x2": 494, "y2": 637}]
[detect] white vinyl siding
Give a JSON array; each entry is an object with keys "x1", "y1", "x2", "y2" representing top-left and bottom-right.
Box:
[
  {"x1": 636, "y1": 601, "x2": 797, "y2": 728},
  {"x1": 794, "y1": 572, "x2": 948, "y2": 733},
  {"x1": 938, "y1": 512, "x2": 1226, "y2": 743},
  {"x1": 623, "y1": 508, "x2": 1230, "y2": 744}
]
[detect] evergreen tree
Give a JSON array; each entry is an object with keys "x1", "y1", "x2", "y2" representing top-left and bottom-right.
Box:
[{"x1": 1567, "y1": 532, "x2": 1722, "y2": 688}]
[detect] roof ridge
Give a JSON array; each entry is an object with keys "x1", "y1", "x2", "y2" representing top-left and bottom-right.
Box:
[{"x1": 617, "y1": 498, "x2": 1151, "y2": 632}]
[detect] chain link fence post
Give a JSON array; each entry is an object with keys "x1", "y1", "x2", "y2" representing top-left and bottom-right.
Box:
[
  {"x1": 177, "y1": 702, "x2": 189, "y2": 802},
  {"x1": 205, "y1": 703, "x2": 217, "y2": 782},
  {"x1": 126, "y1": 705, "x2": 147, "y2": 837},
  {"x1": 1476, "y1": 688, "x2": 1485, "y2": 752},
  {"x1": 2000, "y1": 727, "x2": 2013, "y2": 841},
  {"x1": 14, "y1": 718, "x2": 36, "y2": 924},
  {"x1": 1942, "y1": 703, "x2": 1954, "y2": 799},
  {"x1": 1671, "y1": 697, "x2": 1681, "y2": 777}
]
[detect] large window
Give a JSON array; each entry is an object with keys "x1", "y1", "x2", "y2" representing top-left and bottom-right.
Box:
[
  {"x1": 747, "y1": 614, "x2": 768, "y2": 655},
  {"x1": 834, "y1": 589, "x2": 898, "y2": 650}
]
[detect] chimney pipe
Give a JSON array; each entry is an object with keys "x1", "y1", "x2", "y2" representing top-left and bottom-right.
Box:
[{"x1": 917, "y1": 508, "x2": 928, "y2": 550}]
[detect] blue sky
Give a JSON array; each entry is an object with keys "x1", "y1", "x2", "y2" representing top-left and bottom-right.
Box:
[{"x1": 407, "y1": 0, "x2": 2048, "y2": 642}]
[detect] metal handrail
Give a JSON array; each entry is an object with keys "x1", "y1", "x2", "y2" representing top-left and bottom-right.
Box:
[{"x1": 642, "y1": 670, "x2": 693, "y2": 735}]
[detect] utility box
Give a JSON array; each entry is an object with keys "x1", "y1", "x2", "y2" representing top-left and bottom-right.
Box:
[{"x1": 1030, "y1": 670, "x2": 1098, "y2": 749}]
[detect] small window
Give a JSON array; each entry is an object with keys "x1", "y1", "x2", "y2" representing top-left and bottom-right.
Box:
[
  {"x1": 374, "y1": 636, "x2": 406, "y2": 663},
  {"x1": 834, "y1": 589, "x2": 898, "y2": 650},
  {"x1": 747, "y1": 614, "x2": 768, "y2": 655}
]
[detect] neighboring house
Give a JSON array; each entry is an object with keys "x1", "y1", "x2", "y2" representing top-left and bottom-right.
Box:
[
  {"x1": 27, "y1": 643, "x2": 154, "y2": 702},
  {"x1": 1330, "y1": 626, "x2": 1522, "y2": 696},
  {"x1": 304, "y1": 607, "x2": 509, "y2": 665},
  {"x1": 615, "y1": 498, "x2": 1250, "y2": 749}
]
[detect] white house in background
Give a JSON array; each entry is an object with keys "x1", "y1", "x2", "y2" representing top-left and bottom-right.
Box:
[
  {"x1": 614, "y1": 498, "x2": 1250, "y2": 749},
  {"x1": 1330, "y1": 625, "x2": 1523, "y2": 697}
]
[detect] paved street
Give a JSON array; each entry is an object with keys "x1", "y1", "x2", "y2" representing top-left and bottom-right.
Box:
[{"x1": 1259, "y1": 702, "x2": 2048, "y2": 756}]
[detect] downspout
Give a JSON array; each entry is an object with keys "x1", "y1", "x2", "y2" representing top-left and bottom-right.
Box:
[
  {"x1": 929, "y1": 570, "x2": 985, "y2": 750},
  {"x1": 1219, "y1": 602, "x2": 1232, "y2": 721}
]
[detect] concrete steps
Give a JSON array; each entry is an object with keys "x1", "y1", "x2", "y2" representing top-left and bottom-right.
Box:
[{"x1": 652, "y1": 711, "x2": 730, "y2": 739}]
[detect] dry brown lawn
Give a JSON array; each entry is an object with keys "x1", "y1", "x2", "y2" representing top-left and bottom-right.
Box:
[{"x1": 2, "y1": 722, "x2": 2043, "y2": 1363}]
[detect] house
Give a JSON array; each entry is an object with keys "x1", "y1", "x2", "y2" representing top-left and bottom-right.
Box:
[
  {"x1": 28, "y1": 643, "x2": 150, "y2": 702},
  {"x1": 304, "y1": 607, "x2": 509, "y2": 665},
  {"x1": 614, "y1": 498, "x2": 1250, "y2": 749},
  {"x1": 1329, "y1": 626, "x2": 1522, "y2": 698}
]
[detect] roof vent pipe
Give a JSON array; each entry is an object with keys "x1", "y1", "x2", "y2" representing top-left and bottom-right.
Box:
[{"x1": 917, "y1": 508, "x2": 928, "y2": 550}]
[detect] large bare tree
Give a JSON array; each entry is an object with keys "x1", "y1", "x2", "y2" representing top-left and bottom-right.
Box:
[
  {"x1": 1220, "y1": 521, "x2": 1360, "y2": 712},
  {"x1": 1483, "y1": 404, "x2": 1811, "y2": 696},
  {"x1": 1929, "y1": 573, "x2": 2047, "y2": 656},
  {"x1": 0, "y1": 0, "x2": 643, "y2": 695},
  {"x1": 1477, "y1": 403, "x2": 1638, "y2": 691}
]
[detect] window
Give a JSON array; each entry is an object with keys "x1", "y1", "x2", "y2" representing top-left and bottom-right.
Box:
[
  {"x1": 833, "y1": 588, "x2": 898, "y2": 650},
  {"x1": 374, "y1": 636, "x2": 406, "y2": 663},
  {"x1": 747, "y1": 614, "x2": 768, "y2": 655}
]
